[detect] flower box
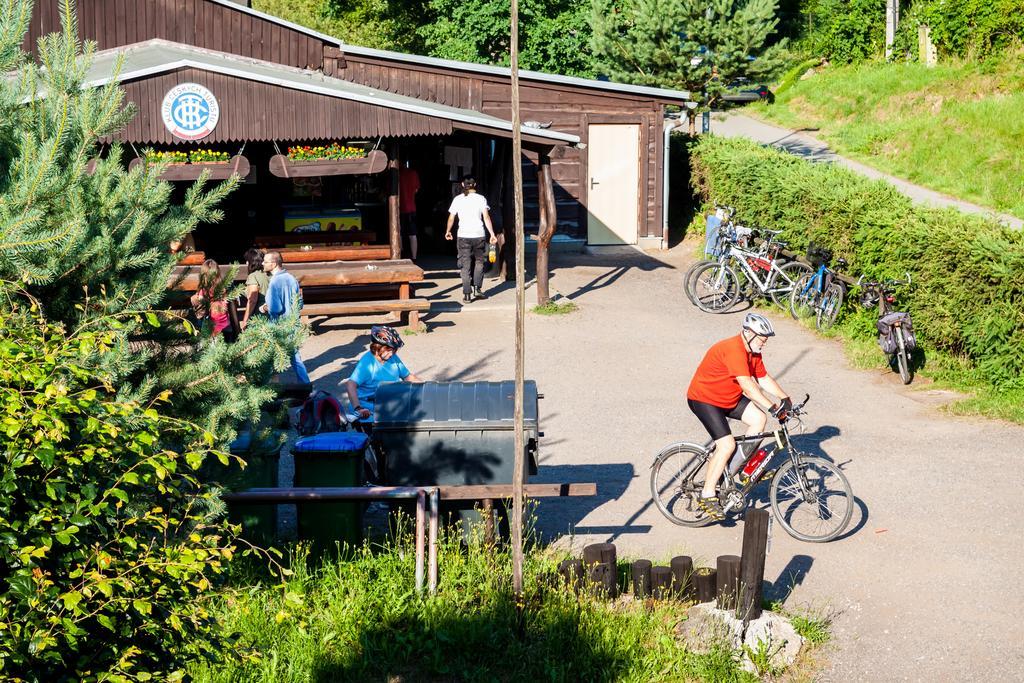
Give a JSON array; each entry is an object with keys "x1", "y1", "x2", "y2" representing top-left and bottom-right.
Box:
[
  {"x1": 128, "y1": 155, "x2": 251, "y2": 181},
  {"x1": 268, "y1": 149, "x2": 388, "y2": 178}
]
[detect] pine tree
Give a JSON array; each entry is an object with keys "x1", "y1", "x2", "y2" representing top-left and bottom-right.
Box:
[
  {"x1": 591, "y1": 0, "x2": 788, "y2": 130},
  {"x1": 0, "y1": 0, "x2": 300, "y2": 442}
]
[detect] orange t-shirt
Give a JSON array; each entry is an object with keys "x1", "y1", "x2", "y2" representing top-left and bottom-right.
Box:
[{"x1": 687, "y1": 334, "x2": 767, "y2": 408}]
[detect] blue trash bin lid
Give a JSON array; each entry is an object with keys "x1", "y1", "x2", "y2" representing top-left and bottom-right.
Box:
[{"x1": 293, "y1": 431, "x2": 369, "y2": 453}]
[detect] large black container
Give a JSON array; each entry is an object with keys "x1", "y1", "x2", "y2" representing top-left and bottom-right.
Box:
[{"x1": 374, "y1": 381, "x2": 540, "y2": 488}]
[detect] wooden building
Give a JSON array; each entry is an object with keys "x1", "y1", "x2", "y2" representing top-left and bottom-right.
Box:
[{"x1": 24, "y1": 0, "x2": 689, "y2": 250}]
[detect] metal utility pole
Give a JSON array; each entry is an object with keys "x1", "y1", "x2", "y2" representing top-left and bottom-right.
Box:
[
  {"x1": 509, "y1": 0, "x2": 526, "y2": 599},
  {"x1": 885, "y1": 0, "x2": 900, "y2": 59}
]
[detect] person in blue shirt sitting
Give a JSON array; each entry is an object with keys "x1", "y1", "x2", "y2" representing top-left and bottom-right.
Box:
[{"x1": 344, "y1": 325, "x2": 422, "y2": 425}]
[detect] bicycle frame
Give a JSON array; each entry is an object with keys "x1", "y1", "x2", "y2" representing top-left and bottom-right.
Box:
[{"x1": 725, "y1": 243, "x2": 795, "y2": 295}]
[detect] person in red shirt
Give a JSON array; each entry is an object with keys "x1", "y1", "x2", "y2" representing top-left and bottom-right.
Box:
[
  {"x1": 686, "y1": 312, "x2": 792, "y2": 520},
  {"x1": 399, "y1": 163, "x2": 421, "y2": 259}
]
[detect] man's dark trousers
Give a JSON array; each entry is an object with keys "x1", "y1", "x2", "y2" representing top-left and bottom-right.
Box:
[{"x1": 457, "y1": 236, "x2": 486, "y2": 295}]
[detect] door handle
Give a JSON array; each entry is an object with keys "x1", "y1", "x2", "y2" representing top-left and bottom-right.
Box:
[{"x1": 590, "y1": 177, "x2": 599, "y2": 190}]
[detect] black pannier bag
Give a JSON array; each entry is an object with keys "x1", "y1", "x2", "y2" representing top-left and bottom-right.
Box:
[{"x1": 876, "y1": 312, "x2": 916, "y2": 354}]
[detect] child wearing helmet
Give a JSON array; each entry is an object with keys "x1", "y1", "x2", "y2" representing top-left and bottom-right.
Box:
[
  {"x1": 685, "y1": 312, "x2": 792, "y2": 521},
  {"x1": 344, "y1": 325, "x2": 422, "y2": 423}
]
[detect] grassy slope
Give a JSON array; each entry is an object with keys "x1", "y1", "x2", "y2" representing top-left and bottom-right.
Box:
[{"x1": 749, "y1": 54, "x2": 1024, "y2": 219}]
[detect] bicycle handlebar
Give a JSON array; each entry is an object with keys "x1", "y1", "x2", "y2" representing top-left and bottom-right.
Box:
[{"x1": 855, "y1": 273, "x2": 912, "y2": 290}]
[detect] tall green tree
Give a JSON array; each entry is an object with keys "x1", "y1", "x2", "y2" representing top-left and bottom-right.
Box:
[
  {"x1": 253, "y1": 0, "x2": 429, "y2": 53},
  {"x1": 419, "y1": 0, "x2": 596, "y2": 77},
  {"x1": 592, "y1": 0, "x2": 788, "y2": 130},
  {"x1": 0, "y1": 0, "x2": 299, "y2": 442}
]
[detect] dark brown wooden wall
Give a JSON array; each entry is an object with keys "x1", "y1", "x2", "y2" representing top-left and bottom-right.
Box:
[
  {"x1": 24, "y1": 0, "x2": 326, "y2": 70},
  {"x1": 341, "y1": 56, "x2": 670, "y2": 239},
  {"x1": 112, "y1": 68, "x2": 451, "y2": 144}
]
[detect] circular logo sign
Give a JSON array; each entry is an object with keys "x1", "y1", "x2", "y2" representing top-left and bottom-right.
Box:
[{"x1": 161, "y1": 83, "x2": 220, "y2": 140}]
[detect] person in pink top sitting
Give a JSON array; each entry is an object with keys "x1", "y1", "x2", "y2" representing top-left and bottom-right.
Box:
[{"x1": 190, "y1": 259, "x2": 237, "y2": 340}]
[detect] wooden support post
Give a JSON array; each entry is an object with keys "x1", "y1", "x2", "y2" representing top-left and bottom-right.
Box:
[
  {"x1": 583, "y1": 542, "x2": 618, "y2": 598},
  {"x1": 651, "y1": 566, "x2": 673, "y2": 599},
  {"x1": 693, "y1": 567, "x2": 717, "y2": 603},
  {"x1": 482, "y1": 498, "x2": 495, "y2": 546},
  {"x1": 716, "y1": 555, "x2": 741, "y2": 611},
  {"x1": 558, "y1": 558, "x2": 584, "y2": 592},
  {"x1": 388, "y1": 149, "x2": 401, "y2": 259},
  {"x1": 671, "y1": 555, "x2": 694, "y2": 599},
  {"x1": 738, "y1": 508, "x2": 770, "y2": 622},
  {"x1": 535, "y1": 150, "x2": 557, "y2": 305},
  {"x1": 631, "y1": 559, "x2": 652, "y2": 598}
]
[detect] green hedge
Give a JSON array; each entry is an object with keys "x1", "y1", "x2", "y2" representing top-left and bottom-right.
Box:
[{"x1": 689, "y1": 135, "x2": 1024, "y2": 390}]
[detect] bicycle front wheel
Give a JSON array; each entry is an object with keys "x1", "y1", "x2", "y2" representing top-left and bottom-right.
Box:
[
  {"x1": 894, "y1": 327, "x2": 912, "y2": 384},
  {"x1": 650, "y1": 444, "x2": 715, "y2": 527},
  {"x1": 816, "y1": 282, "x2": 844, "y2": 330},
  {"x1": 770, "y1": 456, "x2": 853, "y2": 542},
  {"x1": 769, "y1": 262, "x2": 813, "y2": 308},
  {"x1": 789, "y1": 273, "x2": 818, "y2": 320},
  {"x1": 691, "y1": 262, "x2": 741, "y2": 313},
  {"x1": 683, "y1": 259, "x2": 710, "y2": 305}
]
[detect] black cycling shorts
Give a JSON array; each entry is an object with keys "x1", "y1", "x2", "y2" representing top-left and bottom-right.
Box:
[{"x1": 688, "y1": 397, "x2": 750, "y2": 441}]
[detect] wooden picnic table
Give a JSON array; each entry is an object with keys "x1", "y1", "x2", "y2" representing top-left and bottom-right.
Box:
[{"x1": 169, "y1": 259, "x2": 427, "y2": 329}]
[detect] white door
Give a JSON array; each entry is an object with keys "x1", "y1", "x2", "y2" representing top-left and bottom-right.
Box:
[{"x1": 587, "y1": 123, "x2": 640, "y2": 245}]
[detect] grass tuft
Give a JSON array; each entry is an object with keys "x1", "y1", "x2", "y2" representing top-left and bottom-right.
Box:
[{"x1": 532, "y1": 299, "x2": 579, "y2": 316}]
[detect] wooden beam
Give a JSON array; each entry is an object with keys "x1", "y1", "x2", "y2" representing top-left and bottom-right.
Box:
[
  {"x1": 535, "y1": 150, "x2": 557, "y2": 305},
  {"x1": 222, "y1": 483, "x2": 597, "y2": 503},
  {"x1": 438, "y1": 482, "x2": 597, "y2": 500}
]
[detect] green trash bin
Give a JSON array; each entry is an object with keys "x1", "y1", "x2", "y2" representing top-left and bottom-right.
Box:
[
  {"x1": 293, "y1": 431, "x2": 369, "y2": 555},
  {"x1": 223, "y1": 426, "x2": 285, "y2": 545}
]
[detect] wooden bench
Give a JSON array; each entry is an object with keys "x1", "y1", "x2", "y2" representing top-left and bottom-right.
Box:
[{"x1": 278, "y1": 245, "x2": 392, "y2": 263}]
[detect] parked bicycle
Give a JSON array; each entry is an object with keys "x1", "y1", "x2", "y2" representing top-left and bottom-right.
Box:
[
  {"x1": 789, "y1": 243, "x2": 848, "y2": 331},
  {"x1": 689, "y1": 231, "x2": 811, "y2": 313},
  {"x1": 650, "y1": 395, "x2": 853, "y2": 542},
  {"x1": 857, "y1": 273, "x2": 916, "y2": 385}
]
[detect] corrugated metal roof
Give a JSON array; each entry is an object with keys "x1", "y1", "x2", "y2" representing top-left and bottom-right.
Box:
[
  {"x1": 84, "y1": 39, "x2": 582, "y2": 146},
  {"x1": 206, "y1": 0, "x2": 690, "y2": 101}
]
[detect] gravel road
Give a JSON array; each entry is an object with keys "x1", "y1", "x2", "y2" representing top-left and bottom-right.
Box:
[{"x1": 301, "y1": 245, "x2": 1024, "y2": 681}]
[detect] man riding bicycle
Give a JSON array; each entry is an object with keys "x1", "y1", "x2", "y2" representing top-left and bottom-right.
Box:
[{"x1": 686, "y1": 313, "x2": 792, "y2": 520}]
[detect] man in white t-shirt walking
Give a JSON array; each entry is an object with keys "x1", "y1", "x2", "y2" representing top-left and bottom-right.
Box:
[{"x1": 445, "y1": 175, "x2": 497, "y2": 303}]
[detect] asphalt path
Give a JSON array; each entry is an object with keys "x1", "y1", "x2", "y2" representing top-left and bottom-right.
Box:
[{"x1": 302, "y1": 246, "x2": 1024, "y2": 681}]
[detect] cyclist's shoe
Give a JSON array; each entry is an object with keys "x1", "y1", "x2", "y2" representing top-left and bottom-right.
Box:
[{"x1": 696, "y1": 495, "x2": 725, "y2": 521}]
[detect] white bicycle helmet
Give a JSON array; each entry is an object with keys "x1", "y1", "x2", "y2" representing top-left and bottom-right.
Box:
[{"x1": 743, "y1": 312, "x2": 775, "y2": 337}]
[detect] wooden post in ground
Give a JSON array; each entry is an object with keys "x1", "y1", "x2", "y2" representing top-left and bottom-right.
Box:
[
  {"x1": 651, "y1": 566, "x2": 673, "y2": 599},
  {"x1": 671, "y1": 555, "x2": 694, "y2": 599},
  {"x1": 738, "y1": 508, "x2": 770, "y2": 622},
  {"x1": 631, "y1": 559, "x2": 652, "y2": 598},
  {"x1": 583, "y1": 542, "x2": 618, "y2": 597},
  {"x1": 388, "y1": 147, "x2": 401, "y2": 259},
  {"x1": 716, "y1": 555, "x2": 741, "y2": 611},
  {"x1": 535, "y1": 150, "x2": 557, "y2": 305},
  {"x1": 509, "y1": 0, "x2": 526, "y2": 608},
  {"x1": 693, "y1": 567, "x2": 717, "y2": 603},
  {"x1": 558, "y1": 558, "x2": 584, "y2": 592}
]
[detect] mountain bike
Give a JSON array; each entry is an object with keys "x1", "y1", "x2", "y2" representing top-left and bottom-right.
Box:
[
  {"x1": 857, "y1": 274, "x2": 915, "y2": 385},
  {"x1": 689, "y1": 234, "x2": 811, "y2": 314},
  {"x1": 789, "y1": 243, "x2": 848, "y2": 331},
  {"x1": 650, "y1": 395, "x2": 853, "y2": 542}
]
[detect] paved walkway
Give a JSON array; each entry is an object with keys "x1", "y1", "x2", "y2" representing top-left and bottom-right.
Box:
[
  {"x1": 712, "y1": 112, "x2": 1023, "y2": 230},
  {"x1": 297, "y1": 246, "x2": 1024, "y2": 681}
]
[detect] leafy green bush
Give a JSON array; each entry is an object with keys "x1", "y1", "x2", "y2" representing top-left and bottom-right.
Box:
[
  {"x1": 917, "y1": 0, "x2": 1024, "y2": 60},
  {"x1": 0, "y1": 285, "x2": 239, "y2": 680},
  {"x1": 191, "y1": 523, "x2": 755, "y2": 682},
  {"x1": 689, "y1": 135, "x2": 1024, "y2": 390},
  {"x1": 801, "y1": 0, "x2": 884, "y2": 63}
]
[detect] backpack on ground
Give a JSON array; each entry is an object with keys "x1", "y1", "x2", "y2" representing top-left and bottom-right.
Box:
[
  {"x1": 876, "y1": 312, "x2": 916, "y2": 354},
  {"x1": 296, "y1": 390, "x2": 345, "y2": 435}
]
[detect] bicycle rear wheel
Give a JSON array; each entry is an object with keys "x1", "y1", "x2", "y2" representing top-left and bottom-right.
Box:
[
  {"x1": 789, "y1": 273, "x2": 818, "y2": 320},
  {"x1": 691, "y1": 262, "x2": 741, "y2": 313},
  {"x1": 650, "y1": 443, "x2": 715, "y2": 527},
  {"x1": 770, "y1": 456, "x2": 853, "y2": 542},
  {"x1": 816, "y1": 282, "x2": 844, "y2": 330}
]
